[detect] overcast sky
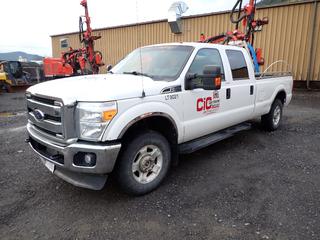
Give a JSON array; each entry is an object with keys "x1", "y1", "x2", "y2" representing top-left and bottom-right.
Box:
[{"x1": 0, "y1": 0, "x2": 238, "y2": 57}]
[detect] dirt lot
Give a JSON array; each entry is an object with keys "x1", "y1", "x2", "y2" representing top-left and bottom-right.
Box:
[{"x1": 0, "y1": 90, "x2": 319, "y2": 240}]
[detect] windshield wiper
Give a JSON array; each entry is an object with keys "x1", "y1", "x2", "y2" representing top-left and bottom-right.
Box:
[{"x1": 123, "y1": 71, "x2": 152, "y2": 78}]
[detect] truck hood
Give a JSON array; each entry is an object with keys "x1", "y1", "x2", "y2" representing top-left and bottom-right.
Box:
[{"x1": 27, "y1": 74, "x2": 167, "y2": 104}]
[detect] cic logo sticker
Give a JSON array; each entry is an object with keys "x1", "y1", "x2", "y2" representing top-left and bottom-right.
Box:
[{"x1": 196, "y1": 91, "x2": 220, "y2": 114}]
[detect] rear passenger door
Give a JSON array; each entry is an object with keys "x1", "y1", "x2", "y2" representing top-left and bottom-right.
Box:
[{"x1": 224, "y1": 49, "x2": 255, "y2": 123}]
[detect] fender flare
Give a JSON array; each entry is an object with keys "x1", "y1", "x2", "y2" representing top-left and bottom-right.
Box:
[
  {"x1": 102, "y1": 101, "x2": 183, "y2": 143},
  {"x1": 118, "y1": 112, "x2": 178, "y2": 139},
  {"x1": 272, "y1": 86, "x2": 287, "y2": 103},
  {"x1": 266, "y1": 86, "x2": 287, "y2": 113}
]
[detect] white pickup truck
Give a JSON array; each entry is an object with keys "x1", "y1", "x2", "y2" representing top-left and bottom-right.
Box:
[{"x1": 26, "y1": 43, "x2": 293, "y2": 195}]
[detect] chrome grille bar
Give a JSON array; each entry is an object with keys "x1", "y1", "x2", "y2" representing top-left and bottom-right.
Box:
[
  {"x1": 27, "y1": 94, "x2": 64, "y2": 139},
  {"x1": 28, "y1": 112, "x2": 63, "y2": 133},
  {"x1": 27, "y1": 99, "x2": 61, "y2": 117}
]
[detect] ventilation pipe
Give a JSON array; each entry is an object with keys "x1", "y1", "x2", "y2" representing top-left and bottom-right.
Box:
[
  {"x1": 306, "y1": 0, "x2": 318, "y2": 89},
  {"x1": 168, "y1": 1, "x2": 189, "y2": 34}
]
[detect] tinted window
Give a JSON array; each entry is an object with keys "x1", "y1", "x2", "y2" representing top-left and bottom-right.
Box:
[
  {"x1": 8, "y1": 62, "x2": 23, "y2": 78},
  {"x1": 188, "y1": 48, "x2": 224, "y2": 80},
  {"x1": 226, "y1": 50, "x2": 249, "y2": 80}
]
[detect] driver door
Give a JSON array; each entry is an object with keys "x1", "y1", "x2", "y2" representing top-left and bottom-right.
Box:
[{"x1": 182, "y1": 48, "x2": 229, "y2": 142}]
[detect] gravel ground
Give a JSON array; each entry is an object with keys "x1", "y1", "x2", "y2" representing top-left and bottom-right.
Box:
[{"x1": 0, "y1": 90, "x2": 319, "y2": 240}]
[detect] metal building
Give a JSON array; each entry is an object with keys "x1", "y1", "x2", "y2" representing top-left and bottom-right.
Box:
[{"x1": 51, "y1": 0, "x2": 320, "y2": 87}]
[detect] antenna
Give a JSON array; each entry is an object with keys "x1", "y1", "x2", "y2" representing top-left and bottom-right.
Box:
[{"x1": 135, "y1": 0, "x2": 146, "y2": 98}]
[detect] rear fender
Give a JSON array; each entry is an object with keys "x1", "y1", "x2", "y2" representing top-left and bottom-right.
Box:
[{"x1": 266, "y1": 85, "x2": 287, "y2": 112}]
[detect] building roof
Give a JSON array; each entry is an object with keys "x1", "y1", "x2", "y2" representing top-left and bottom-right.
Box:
[{"x1": 51, "y1": 0, "x2": 318, "y2": 38}]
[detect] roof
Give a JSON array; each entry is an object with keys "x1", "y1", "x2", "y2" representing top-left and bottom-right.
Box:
[{"x1": 137, "y1": 42, "x2": 247, "y2": 53}]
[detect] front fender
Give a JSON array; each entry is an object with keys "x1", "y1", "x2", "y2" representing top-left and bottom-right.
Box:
[{"x1": 102, "y1": 100, "x2": 183, "y2": 143}]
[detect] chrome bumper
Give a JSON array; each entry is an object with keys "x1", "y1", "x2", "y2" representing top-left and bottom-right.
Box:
[{"x1": 27, "y1": 123, "x2": 121, "y2": 190}]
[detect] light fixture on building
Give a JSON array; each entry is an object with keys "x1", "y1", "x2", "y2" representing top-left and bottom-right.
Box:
[{"x1": 168, "y1": 1, "x2": 189, "y2": 34}]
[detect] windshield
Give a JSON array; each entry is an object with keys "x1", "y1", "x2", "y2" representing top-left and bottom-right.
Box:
[{"x1": 112, "y1": 45, "x2": 194, "y2": 81}]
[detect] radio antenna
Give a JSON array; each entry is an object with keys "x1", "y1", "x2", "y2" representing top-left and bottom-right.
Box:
[{"x1": 136, "y1": 0, "x2": 146, "y2": 98}]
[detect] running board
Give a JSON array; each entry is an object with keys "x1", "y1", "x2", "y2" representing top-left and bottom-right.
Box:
[{"x1": 179, "y1": 123, "x2": 251, "y2": 154}]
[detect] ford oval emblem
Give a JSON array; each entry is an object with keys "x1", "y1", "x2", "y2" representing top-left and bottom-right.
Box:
[{"x1": 33, "y1": 109, "x2": 45, "y2": 121}]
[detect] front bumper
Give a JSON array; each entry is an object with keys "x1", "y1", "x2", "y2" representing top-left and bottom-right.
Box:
[{"x1": 27, "y1": 123, "x2": 121, "y2": 190}]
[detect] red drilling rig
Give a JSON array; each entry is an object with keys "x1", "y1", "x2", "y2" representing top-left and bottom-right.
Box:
[
  {"x1": 200, "y1": 0, "x2": 269, "y2": 73},
  {"x1": 43, "y1": 0, "x2": 104, "y2": 79}
]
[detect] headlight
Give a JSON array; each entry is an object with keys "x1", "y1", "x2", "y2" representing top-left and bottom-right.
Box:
[{"x1": 77, "y1": 102, "x2": 117, "y2": 141}]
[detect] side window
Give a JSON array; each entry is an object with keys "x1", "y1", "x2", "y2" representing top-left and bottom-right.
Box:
[
  {"x1": 226, "y1": 50, "x2": 249, "y2": 80},
  {"x1": 188, "y1": 48, "x2": 225, "y2": 80}
]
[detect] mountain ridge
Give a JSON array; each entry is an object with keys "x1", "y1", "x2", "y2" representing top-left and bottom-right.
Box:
[{"x1": 0, "y1": 51, "x2": 43, "y2": 61}]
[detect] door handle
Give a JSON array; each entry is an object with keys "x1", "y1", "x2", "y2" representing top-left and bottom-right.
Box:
[
  {"x1": 250, "y1": 85, "x2": 254, "y2": 95},
  {"x1": 226, "y1": 88, "x2": 231, "y2": 99}
]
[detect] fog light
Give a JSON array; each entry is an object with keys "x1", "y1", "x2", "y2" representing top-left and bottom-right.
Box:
[
  {"x1": 84, "y1": 153, "x2": 95, "y2": 165},
  {"x1": 73, "y1": 152, "x2": 96, "y2": 167}
]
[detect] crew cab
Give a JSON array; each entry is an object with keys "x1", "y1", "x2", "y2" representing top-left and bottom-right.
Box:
[{"x1": 26, "y1": 43, "x2": 293, "y2": 195}]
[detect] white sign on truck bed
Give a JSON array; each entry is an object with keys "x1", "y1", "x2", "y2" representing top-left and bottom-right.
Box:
[{"x1": 26, "y1": 42, "x2": 293, "y2": 195}]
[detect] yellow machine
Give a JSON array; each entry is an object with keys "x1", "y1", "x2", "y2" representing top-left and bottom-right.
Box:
[
  {"x1": 0, "y1": 60, "x2": 45, "y2": 92},
  {"x1": 0, "y1": 61, "x2": 12, "y2": 92},
  {"x1": 0, "y1": 60, "x2": 29, "y2": 92}
]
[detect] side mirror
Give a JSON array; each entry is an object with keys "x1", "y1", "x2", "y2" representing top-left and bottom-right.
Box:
[
  {"x1": 106, "y1": 64, "x2": 113, "y2": 72},
  {"x1": 186, "y1": 65, "x2": 222, "y2": 91}
]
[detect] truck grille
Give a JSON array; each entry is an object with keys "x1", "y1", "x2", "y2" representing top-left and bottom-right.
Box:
[{"x1": 27, "y1": 94, "x2": 65, "y2": 139}]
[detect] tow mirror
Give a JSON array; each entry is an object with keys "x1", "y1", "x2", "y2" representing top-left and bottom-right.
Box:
[
  {"x1": 106, "y1": 64, "x2": 113, "y2": 72},
  {"x1": 186, "y1": 65, "x2": 221, "y2": 91}
]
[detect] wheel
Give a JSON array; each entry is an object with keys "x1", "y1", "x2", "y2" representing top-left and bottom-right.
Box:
[
  {"x1": 261, "y1": 99, "x2": 283, "y2": 131},
  {"x1": 116, "y1": 131, "x2": 171, "y2": 196}
]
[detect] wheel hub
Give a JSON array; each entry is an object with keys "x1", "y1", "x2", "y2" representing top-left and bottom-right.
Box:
[
  {"x1": 273, "y1": 105, "x2": 281, "y2": 126},
  {"x1": 132, "y1": 145, "x2": 163, "y2": 184},
  {"x1": 139, "y1": 156, "x2": 155, "y2": 172}
]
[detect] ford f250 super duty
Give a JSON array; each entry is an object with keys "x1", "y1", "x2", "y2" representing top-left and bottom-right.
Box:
[{"x1": 26, "y1": 43, "x2": 293, "y2": 195}]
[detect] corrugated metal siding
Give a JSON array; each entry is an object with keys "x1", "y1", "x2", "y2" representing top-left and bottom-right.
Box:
[
  {"x1": 52, "y1": 1, "x2": 320, "y2": 81},
  {"x1": 312, "y1": 2, "x2": 320, "y2": 80}
]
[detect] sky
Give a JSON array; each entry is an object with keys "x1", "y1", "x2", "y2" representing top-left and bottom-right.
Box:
[{"x1": 0, "y1": 0, "x2": 237, "y2": 57}]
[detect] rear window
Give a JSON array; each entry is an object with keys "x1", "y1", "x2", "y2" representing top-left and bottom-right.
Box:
[{"x1": 226, "y1": 50, "x2": 249, "y2": 80}]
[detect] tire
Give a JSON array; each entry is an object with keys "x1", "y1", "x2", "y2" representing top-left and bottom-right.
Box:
[
  {"x1": 261, "y1": 99, "x2": 283, "y2": 131},
  {"x1": 116, "y1": 131, "x2": 171, "y2": 196},
  {"x1": 4, "y1": 83, "x2": 12, "y2": 93}
]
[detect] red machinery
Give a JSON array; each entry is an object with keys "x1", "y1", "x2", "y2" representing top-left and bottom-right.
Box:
[
  {"x1": 200, "y1": 0, "x2": 269, "y2": 72},
  {"x1": 44, "y1": 0, "x2": 104, "y2": 79}
]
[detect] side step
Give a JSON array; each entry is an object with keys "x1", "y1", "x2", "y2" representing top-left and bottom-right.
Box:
[{"x1": 179, "y1": 123, "x2": 251, "y2": 154}]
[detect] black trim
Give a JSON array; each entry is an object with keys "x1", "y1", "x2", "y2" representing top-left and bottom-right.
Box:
[
  {"x1": 226, "y1": 88, "x2": 231, "y2": 99},
  {"x1": 250, "y1": 85, "x2": 254, "y2": 95},
  {"x1": 31, "y1": 95, "x2": 56, "y2": 106},
  {"x1": 29, "y1": 137, "x2": 64, "y2": 165},
  {"x1": 161, "y1": 85, "x2": 182, "y2": 94}
]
